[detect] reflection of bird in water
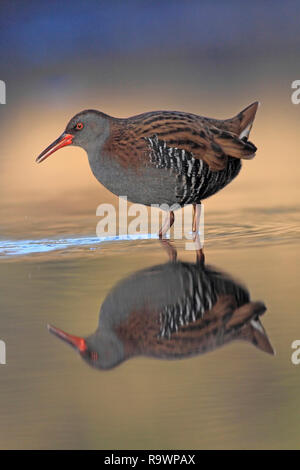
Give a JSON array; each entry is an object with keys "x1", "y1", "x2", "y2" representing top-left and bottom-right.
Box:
[{"x1": 48, "y1": 255, "x2": 274, "y2": 370}]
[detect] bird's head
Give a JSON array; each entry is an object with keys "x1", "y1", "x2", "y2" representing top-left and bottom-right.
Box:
[
  {"x1": 36, "y1": 110, "x2": 110, "y2": 163},
  {"x1": 47, "y1": 323, "x2": 124, "y2": 370}
]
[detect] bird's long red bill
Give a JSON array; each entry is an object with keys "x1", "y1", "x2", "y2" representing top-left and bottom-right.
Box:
[
  {"x1": 47, "y1": 324, "x2": 87, "y2": 352},
  {"x1": 36, "y1": 133, "x2": 73, "y2": 163}
]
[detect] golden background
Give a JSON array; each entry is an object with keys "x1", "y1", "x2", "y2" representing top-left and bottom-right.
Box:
[{"x1": 0, "y1": 0, "x2": 300, "y2": 450}]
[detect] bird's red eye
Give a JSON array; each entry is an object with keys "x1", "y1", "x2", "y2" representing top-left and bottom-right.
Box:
[{"x1": 75, "y1": 122, "x2": 83, "y2": 130}]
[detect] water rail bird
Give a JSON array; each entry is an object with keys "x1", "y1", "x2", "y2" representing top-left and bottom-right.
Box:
[{"x1": 37, "y1": 102, "x2": 259, "y2": 236}]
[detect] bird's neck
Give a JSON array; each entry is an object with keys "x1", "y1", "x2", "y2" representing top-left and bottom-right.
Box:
[
  {"x1": 89, "y1": 329, "x2": 125, "y2": 369},
  {"x1": 89, "y1": 128, "x2": 110, "y2": 154}
]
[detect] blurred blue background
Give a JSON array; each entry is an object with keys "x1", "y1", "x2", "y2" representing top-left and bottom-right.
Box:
[{"x1": 1, "y1": 1, "x2": 300, "y2": 450}]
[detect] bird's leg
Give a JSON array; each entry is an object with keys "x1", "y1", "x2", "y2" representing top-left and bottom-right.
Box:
[
  {"x1": 192, "y1": 203, "x2": 201, "y2": 241},
  {"x1": 196, "y1": 247, "x2": 205, "y2": 266},
  {"x1": 194, "y1": 232, "x2": 205, "y2": 266},
  {"x1": 159, "y1": 210, "x2": 175, "y2": 239},
  {"x1": 159, "y1": 239, "x2": 177, "y2": 262}
]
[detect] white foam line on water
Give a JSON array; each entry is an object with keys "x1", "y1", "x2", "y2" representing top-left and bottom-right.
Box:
[{"x1": 0, "y1": 234, "x2": 161, "y2": 257}]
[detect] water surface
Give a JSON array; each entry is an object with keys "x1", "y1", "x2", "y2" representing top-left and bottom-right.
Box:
[{"x1": 0, "y1": 208, "x2": 299, "y2": 449}]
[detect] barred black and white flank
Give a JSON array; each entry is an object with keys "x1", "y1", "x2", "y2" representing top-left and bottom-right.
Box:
[
  {"x1": 158, "y1": 262, "x2": 249, "y2": 339},
  {"x1": 146, "y1": 134, "x2": 242, "y2": 205}
]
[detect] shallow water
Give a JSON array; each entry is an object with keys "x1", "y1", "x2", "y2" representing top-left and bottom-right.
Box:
[
  {"x1": 1, "y1": 208, "x2": 300, "y2": 449},
  {"x1": 2, "y1": 206, "x2": 299, "y2": 257},
  {"x1": 2, "y1": 0, "x2": 300, "y2": 450}
]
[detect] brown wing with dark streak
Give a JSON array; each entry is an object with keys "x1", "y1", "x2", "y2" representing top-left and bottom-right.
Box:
[
  {"x1": 114, "y1": 294, "x2": 273, "y2": 360},
  {"x1": 104, "y1": 102, "x2": 259, "y2": 172}
]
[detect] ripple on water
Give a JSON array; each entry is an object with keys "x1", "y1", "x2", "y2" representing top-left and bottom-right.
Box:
[{"x1": 0, "y1": 207, "x2": 300, "y2": 258}]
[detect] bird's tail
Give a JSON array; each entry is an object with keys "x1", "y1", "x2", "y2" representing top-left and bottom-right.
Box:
[
  {"x1": 229, "y1": 301, "x2": 275, "y2": 355},
  {"x1": 226, "y1": 101, "x2": 260, "y2": 139},
  {"x1": 196, "y1": 297, "x2": 274, "y2": 355},
  {"x1": 237, "y1": 318, "x2": 275, "y2": 355},
  {"x1": 206, "y1": 101, "x2": 259, "y2": 168}
]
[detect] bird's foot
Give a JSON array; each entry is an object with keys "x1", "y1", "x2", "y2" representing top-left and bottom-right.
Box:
[
  {"x1": 158, "y1": 211, "x2": 175, "y2": 239},
  {"x1": 159, "y1": 239, "x2": 177, "y2": 262}
]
